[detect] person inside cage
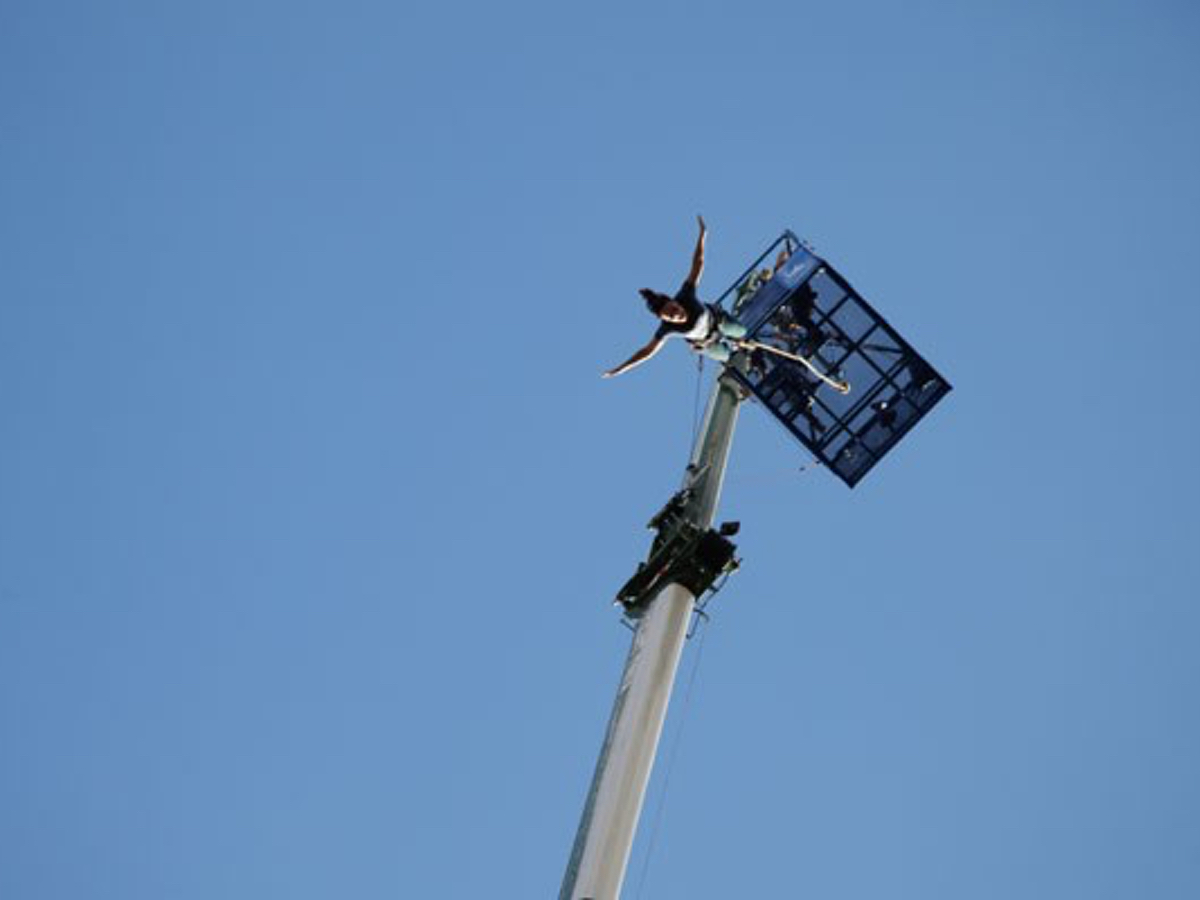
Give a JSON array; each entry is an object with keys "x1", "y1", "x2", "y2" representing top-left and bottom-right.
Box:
[
  {"x1": 603, "y1": 216, "x2": 747, "y2": 378},
  {"x1": 732, "y1": 241, "x2": 795, "y2": 315}
]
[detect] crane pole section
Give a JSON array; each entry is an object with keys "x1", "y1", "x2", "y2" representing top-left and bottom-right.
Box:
[{"x1": 560, "y1": 369, "x2": 745, "y2": 900}]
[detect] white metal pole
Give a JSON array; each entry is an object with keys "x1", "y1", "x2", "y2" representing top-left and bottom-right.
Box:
[{"x1": 561, "y1": 372, "x2": 744, "y2": 900}]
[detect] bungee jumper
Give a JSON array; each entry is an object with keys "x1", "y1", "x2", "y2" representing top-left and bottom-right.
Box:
[
  {"x1": 602, "y1": 217, "x2": 849, "y2": 394},
  {"x1": 603, "y1": 216, "x2": 749, "y2": 379}
]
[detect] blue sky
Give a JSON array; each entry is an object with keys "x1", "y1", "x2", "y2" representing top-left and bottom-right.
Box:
[{"x1": 2, "y1": 1, "x2": 1199, "y2": 897}]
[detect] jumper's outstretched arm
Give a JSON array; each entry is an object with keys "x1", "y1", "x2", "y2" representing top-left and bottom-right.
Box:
[
  {"x1": 603, "y1": 336, "x2": 666, "y2": 378},
  {"x1": 686, "y1": 215, "x2": 707, "y2": 286}
]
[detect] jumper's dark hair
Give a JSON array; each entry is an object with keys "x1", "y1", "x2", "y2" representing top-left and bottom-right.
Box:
[{"x1": 640, "y1": 288, "x2": 673, "y2": 316}]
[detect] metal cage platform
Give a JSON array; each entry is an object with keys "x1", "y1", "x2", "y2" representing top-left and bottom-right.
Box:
[{"x1": 716, "y1": 232, "x2": 952, "y2": 487}]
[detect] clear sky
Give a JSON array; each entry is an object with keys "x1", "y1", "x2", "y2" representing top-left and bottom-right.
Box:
[{"x1": 3, "y1": 1, "x2": 1199, "y2": 898}]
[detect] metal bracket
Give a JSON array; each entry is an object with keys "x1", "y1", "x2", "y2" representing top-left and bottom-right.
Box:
[{"x1": 614, "y1": 490, "x2": 741, "y2": 614}]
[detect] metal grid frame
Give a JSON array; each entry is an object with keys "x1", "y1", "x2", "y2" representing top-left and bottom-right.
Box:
[{"x1": 717, "y1": 231, "x2": 952, "y2": 487}]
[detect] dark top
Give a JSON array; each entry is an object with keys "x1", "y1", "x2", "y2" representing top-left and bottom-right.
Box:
[{"x1": 654, "y1": 281, "x2": 709, "y2": 341}]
